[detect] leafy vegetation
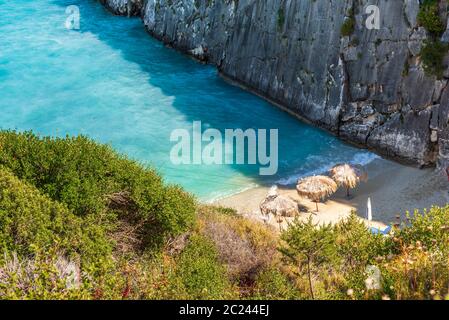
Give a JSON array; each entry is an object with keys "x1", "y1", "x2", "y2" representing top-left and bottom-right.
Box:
[
  {"x1": 279, "y1": 209, "x2": 449, "y2": 300},
  {"x1": 418, "y1": 0, "x2": 446, "y2": 36},
  {"x1": 1, "y1": 131, "x2": 449, "y2": 300},
  {"x1": 341, "y1": 8, "x2": 355, "y2": 37},
  {"x1": 0, "y1": 166, "x2": 110, "y2": 265},
  {"x1": 420, "y1": 40, "x2": 448, "y2": 79},
  {"x1": 280, "y1": 218, "x2": 336, "y2": 299},
  {"x1": 417, "y1": 0, "x2": 449, "y2": 78},
  {"x1": 165, "y1": 234, "x2": 236, "y2": 299},
  {"x1": 0, "y1": 131, "x2": 196, "y2": 249},
  {"x1": 277, "y1": 8, "x2": 285, "y2": 31}
]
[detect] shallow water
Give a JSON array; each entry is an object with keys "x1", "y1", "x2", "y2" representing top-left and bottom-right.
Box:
[{"x1": 0, "y1": 0, "x2": 378, "y2": 200}]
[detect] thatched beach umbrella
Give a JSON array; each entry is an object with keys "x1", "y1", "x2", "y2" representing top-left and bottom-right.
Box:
[
  {"x1": 296, "y1": 176, "x2": 338, "y2": 212},
  {"x1": 329, "y1": 164, "x2": 368, "y2": 197},
  {"x1": 260, "y1": 186, "x2": 299, "y2": 219}
]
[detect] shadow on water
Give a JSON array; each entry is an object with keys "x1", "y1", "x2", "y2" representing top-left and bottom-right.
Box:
[{"x1": 28, "y1": 0, "x2": 368, "y2": 197}]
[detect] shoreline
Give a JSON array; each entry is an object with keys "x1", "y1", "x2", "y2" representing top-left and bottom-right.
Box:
[
  {"x1": 218, "y1": 73, "x2": 430, "y2": 169},
  {"x1": 214, "y1": 158, "x2": 449, "y2": 229}
]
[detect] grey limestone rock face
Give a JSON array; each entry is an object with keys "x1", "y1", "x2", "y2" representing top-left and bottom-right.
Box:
[
  {"x1": 437, "y1": 86, "x2": 449, "y2": 168},
  {"x1": 409, "y1": 27, "x2": 427, "y2": 56},
  {"x1": 442, "y1": 17, "x2": 449, "y2": 43},
  {"x1": 101, "y1": 0, "x2": 449, "y2": 167},
  {"x1": 99, "y1": 0, "x2": 143, "y2": 16},
  {"x1": 367, "y1": 109, "x2": 435, "y2": 165}
]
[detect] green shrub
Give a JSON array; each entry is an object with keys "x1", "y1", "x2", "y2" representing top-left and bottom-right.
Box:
[
  {"x1": 341, "y1": 16, "x2": 355, "y2": 37},
  {"x1": 167, "y1": 235, "x2": 235, "y2": 299},
  {"x1": 278, "y1": 206, "x2": 449, "y2": 300},
  {"x1": 418, "y1": 0, "x2": 446, "y2": 36},
  {"x1": 331, "y1": 214, "x2": 394, "y2": 299},
  {"x1": 334, "y1": 213, "x2": 390, "y2": 270},
  {"x1": 0, "y1": 166, "x2": 111, "y2": 265},
  {"x1": 251, "y1": 268, "x2": 300, "y2": 300},
  {"x1": 280, "y1": 218, "x2": 336, "y2": 299},
  {"x1": 374, "y1": 206, "x2": 449, "y2": 300},
  {"x1": 277, "y1": 8, "x2": 285, "y2": 31},
  {"x1": 397, "y1": 206, "x2": 449, "y2": 254},
  {"x1": 0, "y1": 131, "x2": 196, "y2": 248},
  {"x1": 420, "y1": 40, "x2": 448, "y2": 78},
  {"x1": 155, "y1": 185, "x2": 196, "y2": 241},
  {"x1": 416, "y1": 1, "x2": 448, "y2": 78}
]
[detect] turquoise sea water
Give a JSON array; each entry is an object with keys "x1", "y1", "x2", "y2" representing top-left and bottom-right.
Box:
[{"x1": 0, "y1": 0, "x2": 378, "y2": 200}]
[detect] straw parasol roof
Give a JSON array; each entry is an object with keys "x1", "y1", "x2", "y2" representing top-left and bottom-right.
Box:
[
  {"x1": 260, "y1": 186, "x2": 299, "y2": 218},
  {"x1": 329, "y1": 163, "x2": 368, "y2": 197},
  {"x1": 296, "y1": 175, "x2": 338, "y2": 212}
]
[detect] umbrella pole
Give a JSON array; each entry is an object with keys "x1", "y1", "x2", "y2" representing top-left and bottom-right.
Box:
[
  {"x1": 315, "y1": 201, "x2": 319, "y2": 212},
  {"x1": 346, "y1": 186, "x2": 350, "y2": 198}
]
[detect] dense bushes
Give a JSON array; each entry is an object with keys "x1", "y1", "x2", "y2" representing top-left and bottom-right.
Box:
[
  {"x1": 397, "y1": 206, "x2": 449, "y2": 254},
  {"x1": 341, "y1": 17, "x2": 355, "y2": 37},
  {"x1": 198, "y1": 206, "x2": 449, "y2": 300},
  {"x1": 341, "y1": 7, "x2": 355, "y2": 37},
  {"x1": 420, "y1": 40, "x2": 448, "y2": 79},
  {"x1": 417, "y1": 0, "x2": 449, "y2": 78},
  {"x1": 252, "y1": 268, "x2": 300, "y2": 300},
  {"x1": 0, "y1": 131, "x2": 197, "y2": 298},
  {"x1": 2, "y1": 195, "x2": 449, "y2": 299},
  {"x1": 0, "y1": 166, "x2": 111, "y2": 265},
  {"x1": 166, "y1": 234, "x2": 236, "y2": 300},
  {"x1": 0, "y1": 131, "x2": 196, "y2": 248},
  {"x1": 2, "y1": 131, "x2": 449, "y2": 300},
  {"x1": 279, "y1": 208, "x2": 449, "y2": 300},
  {"x1": 418, "y1": 0, "x2": 446, "y2": 36}
]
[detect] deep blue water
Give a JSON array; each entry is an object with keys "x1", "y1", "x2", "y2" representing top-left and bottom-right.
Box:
[{"x1": 0, "y1": 0, "x2": 377, "y2": 200}]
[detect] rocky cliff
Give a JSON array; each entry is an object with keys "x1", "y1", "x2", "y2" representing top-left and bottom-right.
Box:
[
  {"x1": 100, "y1": 0, "x2": 449, "y2": 168},
  {"x1": 99, "y1": 0, "x2": 143, "y2": 16}
]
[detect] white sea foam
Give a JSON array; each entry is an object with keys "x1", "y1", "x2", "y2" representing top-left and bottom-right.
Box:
[
  {"x1": 202, "y1": 152, "x2": 380, "y2": 203},
  {"x1": 276, "y1": 152, "x2": 380, "y2": 186},
  {"x1": 203, "y1": 183, "x2": 260, "y2": 203}
]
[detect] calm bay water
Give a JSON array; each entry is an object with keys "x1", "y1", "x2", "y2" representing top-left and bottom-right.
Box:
[{"x1": 0, "y1": 0, "x2": 378, "y2": 200}]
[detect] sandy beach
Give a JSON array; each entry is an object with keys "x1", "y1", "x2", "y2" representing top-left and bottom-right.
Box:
[{"x1": 215, "y1": 158, "x2": 449, "y2": 229}]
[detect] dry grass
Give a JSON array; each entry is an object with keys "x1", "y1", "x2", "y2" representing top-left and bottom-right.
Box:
[{"x1": 197, "y1": 206, "x2": 280, "y2": 290}]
